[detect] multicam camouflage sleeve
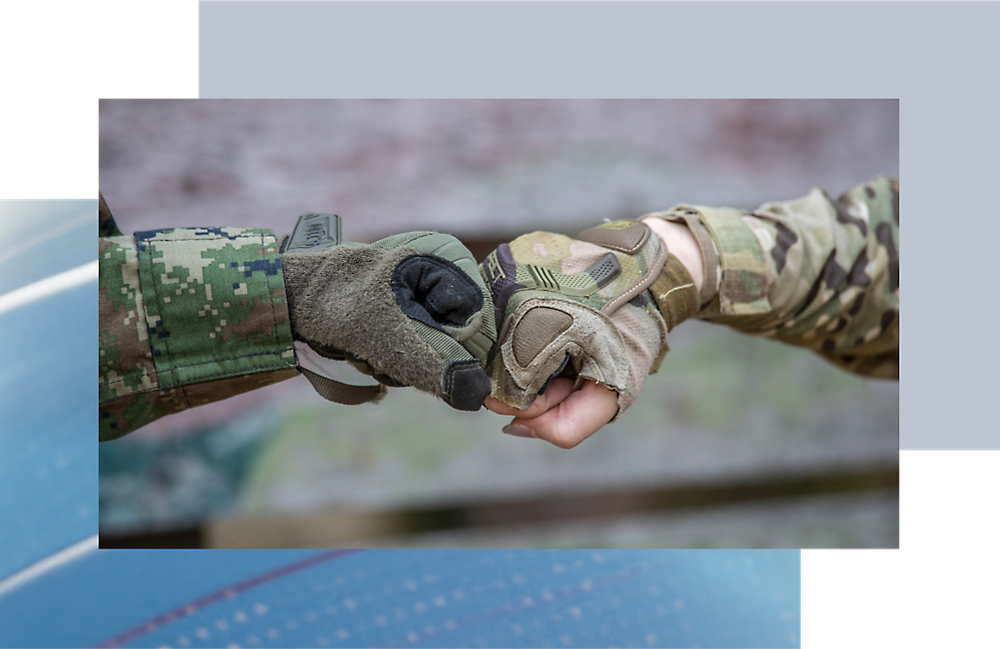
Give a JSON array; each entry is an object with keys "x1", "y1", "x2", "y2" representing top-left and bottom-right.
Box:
[
  {"x1": 650, "y1": 175, "x2": 899, "y2": 378},
  {"x1": 98, "y1": 203, "x2": 298, "y2": 441}
]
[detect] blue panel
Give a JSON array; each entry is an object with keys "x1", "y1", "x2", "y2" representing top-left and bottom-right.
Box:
[
  {"x1": 0, "y1": 201, "x2": 96, "y2": 294},
  {"x1": 0, "y1": 549, "x2": 799, "y2": 648},
  {"x1": 0, "y1": 200, "x2": 96, "y2": 580}
]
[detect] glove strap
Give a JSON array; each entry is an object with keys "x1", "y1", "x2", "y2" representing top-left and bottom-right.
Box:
[
  {"x1": 649, "y1": 255, "x2": 700, "y2": 332},
  {"x1": 643, "y1": 209, "x2": 721, "y2": 309},
  {"x1": 298, "y1": 367, "x2": 387, "y2": 405},
  {"x1": 294, "y1": 340, "x2": 387, "y2": 405}
]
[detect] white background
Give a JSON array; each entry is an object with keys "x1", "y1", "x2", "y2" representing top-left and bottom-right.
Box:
[{"x1": 1, "y1": 1, "x2": 997, "y2": 647}]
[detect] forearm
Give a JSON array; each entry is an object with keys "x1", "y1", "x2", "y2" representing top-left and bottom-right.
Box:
[
  {"x1": 645, "y1": 176, "x2": 899, "y2": 378},
  {"x1": 99, "y1": 227, "x2": 299, "y2": 441},
  {"x1": 642, "y1": 217, "x2": 705, "y2": 295}
]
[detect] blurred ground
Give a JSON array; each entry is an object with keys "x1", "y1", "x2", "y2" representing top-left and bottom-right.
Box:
[
  {"x1": 354, "y1": 491, "x2": 899, "y2": 550},
  {"x1": 99, "y1": 99, "x2": 899, "y2": 548}
]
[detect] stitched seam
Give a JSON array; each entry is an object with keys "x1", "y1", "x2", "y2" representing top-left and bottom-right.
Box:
[
  {"x1": 137, "y1": 231, "x2": 285, "y2": 395},
  {"x1": 601, "y1": 244, "x2": 669, "y2": 316},
  {"x1": 142, "y1": 240, "x2": 190, "y2": 408},
  {"x1": 137, "y1": 234, "x2": 262, "y2": 243},
  {"x1": 445, "y1": 362, "x2": 480, "y2": 397},
  {"x1": 445, "y1": 366, "x2": 455, "y2": 395},
  {"x1": 102, "y1": 361, "x2": 298, "y2": 401},
  {"x1": 261, "y1": 231, "x2": 282, "y2": 350},
  {"x1": 105, "y1": 348, "x2": 294, "y2": 388}
]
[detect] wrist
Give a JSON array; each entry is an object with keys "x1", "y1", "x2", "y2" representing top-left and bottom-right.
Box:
[{"x1": 642, "y1": 217, "x2": 705, "y2": 294}]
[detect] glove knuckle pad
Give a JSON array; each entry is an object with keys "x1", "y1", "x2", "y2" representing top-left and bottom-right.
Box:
[
  {"x1": 575, "y1": 220, "x2": 651, "y2": 254},
  {"x1": 512, "y1": 307, "x2": 573, "y2": 367}
]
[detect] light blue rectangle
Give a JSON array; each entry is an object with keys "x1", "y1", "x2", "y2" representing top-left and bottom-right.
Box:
[
  {"x1": 0, "y1": 549, "x2": 800, "y2": 648},
  {"x1": 0, "y1": 200, "x2": 97, "y2": 579}
]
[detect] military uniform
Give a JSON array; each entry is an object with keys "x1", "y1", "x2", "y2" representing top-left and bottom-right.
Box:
[
  {"x1": 99, "y1": 177, "x2": 899, "y2": 441},
  {"x1": 653, "y1": 175, "x2": 899, "y2": 378},
  {"x1": 98, "y1": 202, "x2": 298, "y2": 441}
]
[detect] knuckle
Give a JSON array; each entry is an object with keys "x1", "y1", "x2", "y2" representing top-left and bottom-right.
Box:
[{"x1": 548, "y1": 428, "x2": 583, "y2": 450}]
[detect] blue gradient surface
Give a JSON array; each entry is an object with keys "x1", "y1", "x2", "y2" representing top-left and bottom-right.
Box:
[
  {"x1": 0, "y1": 200, "x2": 96, "y2": 580},
  {"x1": 1, "y1": 549, "x2": 799, "y2": 648}
]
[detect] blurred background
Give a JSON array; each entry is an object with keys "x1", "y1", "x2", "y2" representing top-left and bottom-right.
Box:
[{"x1": 98, "y1": 99, "x2": 898, "y2": 549}]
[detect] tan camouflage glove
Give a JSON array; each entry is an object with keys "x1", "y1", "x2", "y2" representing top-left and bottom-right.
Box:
[
  {"x1": 280, "y1": 214, "x2": 496, "y2": 411},
  {"x1": 480, "y1": 219, "x2": 700, "y2": 419}
]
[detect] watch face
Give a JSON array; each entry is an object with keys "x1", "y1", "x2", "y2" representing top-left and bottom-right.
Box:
[{"x1": 1, "y1": 547, "x2": 800, "y2": 649}]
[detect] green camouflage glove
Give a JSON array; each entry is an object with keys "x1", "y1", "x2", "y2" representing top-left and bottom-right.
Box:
[
  {"x1": 480, "y1": 219, "x2": 700, "y2": 419},
  {"x1": 280, "y1": 214, "x2": 496, "y2": 411}
]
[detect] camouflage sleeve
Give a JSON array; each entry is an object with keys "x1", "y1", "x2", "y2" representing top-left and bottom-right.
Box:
[
  {"x1": 98, "y1": 192, "x2": 123, "y2": 237},
  {"x1": 99, "y1": 227, "x2": 299, "y2": 441},
  {"x1": 654, "y1": 176, "x2": 899, "y2": 379}
]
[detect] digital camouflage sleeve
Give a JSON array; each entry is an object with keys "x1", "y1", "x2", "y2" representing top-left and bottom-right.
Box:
[
  {"x1": 98, "y1": 200, "x2": 298, "y2": 441},
  {"x1": 652, "y1": 175, "x2": 899, "y2": 378}
]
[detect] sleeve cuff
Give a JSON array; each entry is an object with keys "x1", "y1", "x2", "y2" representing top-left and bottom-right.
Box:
[
  {"x1": 651, "y1": 205, "x2": 772, "y2": 316},
  {"x1": 134, "y1": 227, "x2": 297, "y2": 389}
]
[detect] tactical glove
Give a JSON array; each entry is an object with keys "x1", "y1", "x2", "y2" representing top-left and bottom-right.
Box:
[
  {"x1": 280, "y1": 214, "x2": 496, "y2": 411},
  {"x1": 481, "y1": 219, "x2": 700, "y2": 419}
]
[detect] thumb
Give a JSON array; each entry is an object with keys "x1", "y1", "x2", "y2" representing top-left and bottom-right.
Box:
[{"x1": 500, "y1": 380, "x2": 619, "y2": 449}]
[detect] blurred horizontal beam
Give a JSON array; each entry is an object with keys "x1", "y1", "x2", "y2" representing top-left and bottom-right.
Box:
[
  {"x1": 459, "y1": 238, "x2": 508, "y2": 264},
  {"x1": 100, "y1": 463, "x2": 897, "y2": 549},
  {"x1": 101, "y1": 527, "x2": 203, "y2": 549}
]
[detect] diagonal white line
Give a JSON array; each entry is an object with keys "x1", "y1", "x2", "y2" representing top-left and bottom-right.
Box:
[
  {"x1": 0, "y1": 535, "x2": 98, "y2": 599},
  {"x1": 658, "y1": 283, "x2": 695, "y2": 301},
  {"x1": 0, "y1": 211, "x2": 93, "y2": 267},
  {"x1": 0, "y1": 260, "x2": 98, "y2": 316}
]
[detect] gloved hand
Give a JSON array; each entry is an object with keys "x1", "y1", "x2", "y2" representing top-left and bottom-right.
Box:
[
  {"x1": 481, "y1": 218, "x2": 701, "y2": 422},
  {"x1": 280, "y1": 214, "x2": 496, "y2": 411}
]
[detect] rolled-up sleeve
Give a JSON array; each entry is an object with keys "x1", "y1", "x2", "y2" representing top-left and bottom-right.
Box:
[{"x1": 661, "y1": 176, "x2": 899, "y2": 379}]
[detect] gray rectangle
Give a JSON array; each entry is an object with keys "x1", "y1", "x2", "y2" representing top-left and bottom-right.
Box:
[{"x1": 200, "y1": 1, "x2": 1000, "y2": 448}]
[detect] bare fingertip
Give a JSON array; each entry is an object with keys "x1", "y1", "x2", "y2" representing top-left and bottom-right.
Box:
[{"x1": 502, "y1": 424, "x2": 536, "y2": 439}]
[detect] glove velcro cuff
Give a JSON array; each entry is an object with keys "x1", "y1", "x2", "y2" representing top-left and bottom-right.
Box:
[
  {"x1": 644, "y1": 209, "x2": 720, "y2": 309},
  {"x1": 649, "y1": 255, "x2": 700, "y2": 332}
]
